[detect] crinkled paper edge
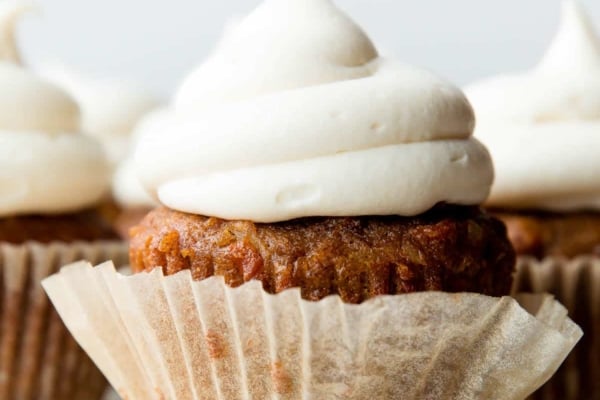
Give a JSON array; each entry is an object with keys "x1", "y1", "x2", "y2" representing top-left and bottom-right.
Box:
[
  {"x1": 44, "y1": 261, "x2": 582, "y2": 400},
  {"x1": 0, "y1": 241, "x2": 128, "y2": 400}
]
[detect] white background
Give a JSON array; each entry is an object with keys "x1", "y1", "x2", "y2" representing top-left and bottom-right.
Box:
[{"x1": 18, "y1": 0, "x2": 600, "y2": 98}]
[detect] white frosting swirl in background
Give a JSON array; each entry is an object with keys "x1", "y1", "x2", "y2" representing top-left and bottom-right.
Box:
[
  {"x1": 466, "y1": 0, "x2": 600, "y2": 211},
  {"x1": 41, "y1": 65, "x2": 160, "y2": 165},
  {"x1": 112, "y1": 108, "x2": 171, "y2": 208},
  {"x1": 136, "y1": 0, "x2": 493, "y2": 222},
  {"x1": 0, "y1": 2, "x2": 109, "y2": 217}
]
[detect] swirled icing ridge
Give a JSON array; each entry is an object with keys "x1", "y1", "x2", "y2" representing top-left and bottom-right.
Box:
[
  {"x1": 466, "y1": 0, "x2": 600, "y2": 211},
  {"x1": 136, "y1": 0, "x2": 493, "y2": 222},
  {"x1": 0, "y1": 2, "x2": 109, "y2": 216}
]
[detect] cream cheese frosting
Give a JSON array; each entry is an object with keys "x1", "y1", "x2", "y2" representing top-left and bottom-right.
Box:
[
  {"x1": 0, "y1": 2, "x2": 109, "y2": 217},
  {"x1": 136, "y1": 0, "x2": 493, "y2": 222},
  {"x1": 465, "y1": 0, "x2": 600, "y2": 211},
  {"x1": 41, "y1": 65, "x2": 160, "y2": 165},
  {"x1": 112, "y1": 109, "x2": 172, "y2": 208}
]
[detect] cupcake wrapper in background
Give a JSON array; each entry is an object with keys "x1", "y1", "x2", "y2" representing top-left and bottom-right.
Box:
[
  {"x1": 44, "y1": 262, "x2": 580, "y2": 400},
  {"x1": 0, "y1": 242, "x2": 128, "y2": 400},
  {"x1": 512, "y1": 257, "x2": 600, "y2": 400}
]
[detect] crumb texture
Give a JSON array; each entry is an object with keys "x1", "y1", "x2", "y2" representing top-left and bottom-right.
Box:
[{"x1": 130, "y1": 205, "x2": 515, "y2": 303}]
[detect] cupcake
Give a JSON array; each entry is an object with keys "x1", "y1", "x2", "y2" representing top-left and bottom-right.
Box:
[
  {"x1": 130, "y1": 0, "x2": 515, "y2": 299},
  {"x1": 0, "y1": 3, "x2": 127, "y2": 399},
  {"x1": 43, "y1": 1, "x2": 581, "y2": 398},
  {"x1": 465, "y1": 1, "x2": 600, "y2": 398}
]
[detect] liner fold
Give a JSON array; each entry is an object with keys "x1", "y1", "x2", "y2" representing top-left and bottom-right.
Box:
[
  {"x1": 44, "y1": 261, "x2": 581, "y2": 400},
  {"x1": 513, "y1": 256, "x2": 600, "y2": 400},
  {"x1": 0, "y1": 241, "x2": 127, "y2": 400}
]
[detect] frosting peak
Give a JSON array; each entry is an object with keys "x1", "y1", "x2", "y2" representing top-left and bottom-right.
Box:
[
  {"x1": 465, "y1": 0, "x2": 600, "y2": 211},
  {"x1": 175, "y1": 0, "x2": 377, "y2": 113},
  {"x1": 0, "y1": 1, "x2": 29, "y2": 64},
  {"x1": 0, "y1": 3, "x2": 79, "y2": 134},
  {"x1": 138, "y1": 0, "x2": 492, "y2": 222},
  {"x1": 467, "y1": 0, "x2": 600, "y2": 124},
  {"x1": 537, "y1": 0, "x2": 600, "y2": 75}
]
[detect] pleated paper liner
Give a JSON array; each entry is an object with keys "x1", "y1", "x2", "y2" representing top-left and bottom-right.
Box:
[
  {"x1": 44, "y1": 262, "x2": 581, "y2": 400},
  {"x1": 512, "y1": 257, "x2": 600, "y2": 400},
  {"x1": 0, "y1": 241, "x2": 128, "y2": 400}
]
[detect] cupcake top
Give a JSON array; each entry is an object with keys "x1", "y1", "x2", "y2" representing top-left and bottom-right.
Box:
[
  {"x1": 0, "y1": 2, "x2": 109, "y2": 217},
  {"x1": 466, "y1": 0, "x2": 600, "y2": 211},
  {"x1": 136, "y1": 0, "x2": 493, "y2": 222},
  {"x1": 42, "y1": 66, "x2": 160, "y2": 165}
]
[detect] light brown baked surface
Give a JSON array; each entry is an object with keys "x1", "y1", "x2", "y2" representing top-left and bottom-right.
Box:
[{"x1": 130, "y1": 205, "x2": 515, "y2": 303}]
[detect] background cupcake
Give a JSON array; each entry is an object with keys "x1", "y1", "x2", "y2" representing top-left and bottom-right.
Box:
[
  {"x1": 44, "y1": 1, "x2": 581, "y2": 398},
  {"x1": 465, "y1": 0, "x2": 600, "y2": 259},
  {"x1": 0, "y1": 3, "x2": 127, "y2": 398},
  {"x1": 40, "y1": 63, "x2": 163, "y2": 234},
  {"x1": 465, "y1": 1, "x2": 600, "y2": 398}
]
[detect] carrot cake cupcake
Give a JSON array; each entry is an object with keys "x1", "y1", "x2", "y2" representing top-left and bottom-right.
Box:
[{"x1": 129, "y1": 0, "x2": 515, "y2": 301}]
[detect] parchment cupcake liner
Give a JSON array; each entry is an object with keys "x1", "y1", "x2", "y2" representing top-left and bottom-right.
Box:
[
  {"x1": 44, "y1": 261, "x2": 581, "y2": 400},
  {"x1": 512, "y1": 256, "x2": 600, "y2": 400},
  {"x1": 0, "y1": 241, "x2": 128, "y2": 400}
]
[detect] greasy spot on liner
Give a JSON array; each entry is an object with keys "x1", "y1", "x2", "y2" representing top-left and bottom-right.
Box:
[
  {"x1": 370, "y1": 121, "x2": 386, "y2": 134},
  {"x1": 271, "y1": 361, "x2": 293, "y2": 394},
  {"x1": 206, "y1": 329, "x2": 227, "y2": 359}
]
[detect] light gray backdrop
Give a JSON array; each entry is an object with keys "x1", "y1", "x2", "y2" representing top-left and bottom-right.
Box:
[{"x1": 18, "y1": 0, "x2": 600, "y2": 97}]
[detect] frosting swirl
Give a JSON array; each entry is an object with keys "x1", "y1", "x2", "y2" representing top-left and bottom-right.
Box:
[
  {"x1": 466, "y1": 0, "x2": 600, "y2": 211},
  {"x1": 136, "y1": 0, "x2": 492, "y2": 222},
  {"x1": 41, "y1": 65, "x2": 160, "y2": 165},
  {"x1": 0, "y1": 2, "x2": 109, "y2": 217},
  {"x1": 112, "y1": 109, "x2": 171, "y2": 208}
]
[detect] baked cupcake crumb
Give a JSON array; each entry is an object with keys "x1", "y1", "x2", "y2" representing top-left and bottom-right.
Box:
[{"x1": 130, "y1": 205, "x2": 515, "y2": 303}]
